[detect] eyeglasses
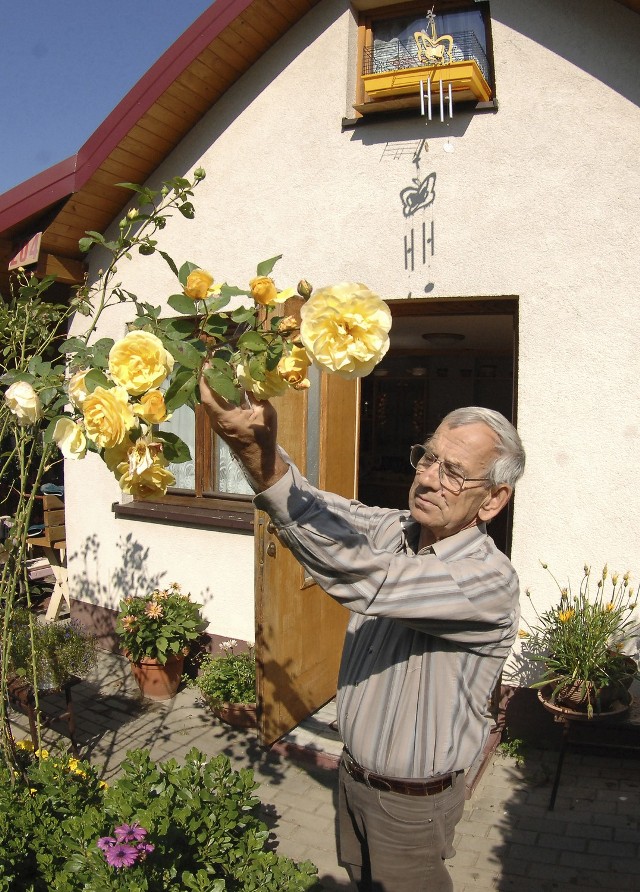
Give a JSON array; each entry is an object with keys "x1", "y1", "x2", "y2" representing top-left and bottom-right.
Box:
[{"x1": 409, "y1": 444, "x2": 492, "y2": 495}]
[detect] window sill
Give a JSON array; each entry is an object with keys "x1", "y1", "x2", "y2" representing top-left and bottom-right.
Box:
[
  {"x1": 343, "y1": 96, "x2": 497, "y2": 127},
  {"x1": 112, "y1": 498, "x2": 255, "y2": 532}
]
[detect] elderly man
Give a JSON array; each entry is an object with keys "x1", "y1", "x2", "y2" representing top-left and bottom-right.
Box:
[{"x1": 199, "y1": 382, "x2": 525, "y2": 892}]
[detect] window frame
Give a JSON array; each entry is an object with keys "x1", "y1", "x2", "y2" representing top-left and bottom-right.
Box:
[
  {"x1": 112, "y1": 403, "x2": 255, "y2": 532},
  {"x1": 353, "y1": 0, "x2": 495, "y2": 116}
]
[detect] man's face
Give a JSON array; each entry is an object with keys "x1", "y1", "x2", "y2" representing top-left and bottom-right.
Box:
[{"x1": 408, "y1": 421, "x2": 503, "y2": 545}]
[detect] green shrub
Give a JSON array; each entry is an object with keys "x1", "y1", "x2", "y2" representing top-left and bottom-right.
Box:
[
  {"x1": 0, "y1": 744, "x2": 317, "y2": 891},
  {"x1": 189, "y1": 640, "x2": 256, "y2": 706}
]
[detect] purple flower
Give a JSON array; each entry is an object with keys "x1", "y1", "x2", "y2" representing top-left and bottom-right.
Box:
[
  {"x1": 103, "y1": 843, "x2": 139, "y2": 869},
  {"x1": 114, "y1": 822, "x2": 147, "y2": 842},
  {"x1": 136, "y1": 842, "x2": 155, "y2": 860},
  {"x1": 97, "y1": 836, "x2": 116, "y2": 852}
]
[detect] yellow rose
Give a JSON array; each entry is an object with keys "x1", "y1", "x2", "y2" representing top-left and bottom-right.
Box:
[
  {"x1": 184, "y1": 269, "x2": 215, "y2": 300},
  {"x1": 4, "y1": 381, "x2": 43, "y2": 425},
  {"x1": 117, "y1": 451, "x2": 176, "y2": 500},
  {"x1": 134, "y1": 389, "x2": 169, "y2": 424},
  {"x1": 67, "y1": 370, "x2": 90, "y2": 409},
  {"x1": 108, "y1": 331, "x2": 174, "y2": 396},
  {"x1": 235, "y1": 362, "x2": 288, "y2": 400},
  {"x1": 300, "y1": 283, "x2": 392, "y2": 379},
  {"x1": 277, "y1": 346, "x2": 311, "y2": 390},
  {"x1": 53, "y1": 418, "x2": 87, "y2": 460},
  {"x1": 249, "y1": 276, "x2": 278, "y2": 306},
  {"x1": 249, "y1": 277, "x2": 295, "y2": 307},
  {"x1": 103, "y1": 438, "x2": 134, "y2": 473},
  {"x1": 83, "y1": 385, "x2": 136, "y2": 449}
]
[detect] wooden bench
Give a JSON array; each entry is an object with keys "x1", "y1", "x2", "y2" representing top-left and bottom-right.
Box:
[{"x1": 26, "y1": 494, "x2": 70, "y2": 620}]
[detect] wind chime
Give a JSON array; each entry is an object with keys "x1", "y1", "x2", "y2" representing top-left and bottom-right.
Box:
[{"x1": 415, "y1": 8, "x2": 454, "y2": 123}]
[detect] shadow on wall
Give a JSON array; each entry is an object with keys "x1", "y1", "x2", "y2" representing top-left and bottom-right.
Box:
[{"x1": 70, "y1": 532, "x2": 213, "y2": 652}]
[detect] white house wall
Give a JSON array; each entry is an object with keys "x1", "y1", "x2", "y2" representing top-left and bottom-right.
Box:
[{"x1": 67, "y1": 0, "x2": 640, "y2": 674}]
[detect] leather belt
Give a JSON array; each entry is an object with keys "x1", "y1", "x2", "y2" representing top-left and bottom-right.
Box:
[{"x1": 342, "y1": 752, "x2": 457, "y2": 797}]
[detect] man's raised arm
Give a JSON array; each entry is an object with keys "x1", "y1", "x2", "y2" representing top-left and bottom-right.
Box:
[{"x1": 198, "y1": 371, "x2": 288, "y2": 492}]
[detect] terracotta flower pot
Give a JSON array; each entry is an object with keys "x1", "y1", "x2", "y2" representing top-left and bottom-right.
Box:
[
  {"x1": 129, "y1": 653, "x2": 185, "y2": 701},
  {"x1": 209, "y1": 700, "x2": 257, "y2": 729}
]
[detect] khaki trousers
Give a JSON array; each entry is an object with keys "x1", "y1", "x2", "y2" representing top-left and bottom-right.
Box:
[{"x1": 338, "y1": 760, "x2": 466, "y2": 892}]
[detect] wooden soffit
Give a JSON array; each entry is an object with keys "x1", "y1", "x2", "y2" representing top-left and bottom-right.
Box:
[{"x1": 0, "y1": 0, "x2": 321, "y2": 294}]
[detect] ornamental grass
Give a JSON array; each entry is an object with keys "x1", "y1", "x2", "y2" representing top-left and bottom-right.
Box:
[{"x1": 523, "y1": 563, "x2": 639, "y2": 717}]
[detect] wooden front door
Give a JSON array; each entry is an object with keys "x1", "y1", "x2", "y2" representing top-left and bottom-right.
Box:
[{"x1": 255, "y1": 372, "x2": 357, "y2": 745}]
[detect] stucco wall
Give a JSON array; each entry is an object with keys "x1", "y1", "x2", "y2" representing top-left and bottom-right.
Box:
[{"x1": 67, "y1": 0, "x2": 640, "y2": 672}]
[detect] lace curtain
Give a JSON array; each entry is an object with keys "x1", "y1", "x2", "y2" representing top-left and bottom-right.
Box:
[{"x1": 159, "y1": 405, "x2": 253, "y2": 495}]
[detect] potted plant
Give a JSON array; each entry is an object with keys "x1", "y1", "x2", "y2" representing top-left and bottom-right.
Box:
[
  {"x1": 115, "y1": 582, "x2": 206, "y2": 701},
  {"x1": 190, "y1": 639, "x2": 257, "y2": 728},
  {"x1": 523, "y1": 563, "x2": 639, "y2": 718},
  {"x1": 8, "y1": 609, "x2": 97, "y2": 692}
]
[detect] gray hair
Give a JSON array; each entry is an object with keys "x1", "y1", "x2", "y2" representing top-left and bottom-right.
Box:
[{"x1": 439, "y1": 406, "x2": 525, "y2": 488}]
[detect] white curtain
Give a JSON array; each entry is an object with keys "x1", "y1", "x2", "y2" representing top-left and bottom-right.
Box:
[{"x1": 160, "y1": 403, "x2": 195, "y2": 489}]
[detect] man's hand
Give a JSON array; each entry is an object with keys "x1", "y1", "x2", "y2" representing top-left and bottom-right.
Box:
[{"x1": 198, "y1": 367, "x2": 288, "y2": 492}]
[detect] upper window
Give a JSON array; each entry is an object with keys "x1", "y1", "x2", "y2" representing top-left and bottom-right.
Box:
[{"x1": 354, "y1": 2, "x2": 494, "y2": 115}]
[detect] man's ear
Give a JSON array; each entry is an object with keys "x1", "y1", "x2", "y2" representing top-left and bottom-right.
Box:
[{"x1": 478, "y1": 484, "x2": 512, "y2": 523}]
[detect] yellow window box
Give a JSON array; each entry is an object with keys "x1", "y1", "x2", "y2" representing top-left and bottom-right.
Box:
[{"x1": 359, "y1": 59, "x2": 491, "y2": 108}]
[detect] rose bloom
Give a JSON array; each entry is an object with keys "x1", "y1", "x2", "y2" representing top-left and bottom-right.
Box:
[
  {"x1": 235, "y1": 362, "x2": 288, "y2": 400},
  {"x1": 184, "y1": 268, "x2": 216, "y2": 300},
  {"x1": 4, "y1": 381, "x2": 43, "y2": 425},
  {"x1": 134, "y1": 389, "x2": 169, "y2": 424},
  {"x1": 249, "y1": 276, "x2": 277, "y2": 306},
  {"x1": 103, "y1": 438, "x2": 134, "y2": 473},
  {"x1": 83, "y1": 385, "x2": 136, "y2": 449},
  {"x1": 108, "y1": 331, "x2": 174, "y2": 396},
  {"x1": 53, "y1": 417, "x2": 87, "y2": 460},
  {"x1": 117, "y1": 453, "x2": 176, "y2": 500},
  {"x1": 300, "y1": 283, "x2": 392, "y2": 379},
  {"x1": 277, "y1": 346, "x2": 311, "y2": 390},
  {"x1": 124, "y1": 438, "x2": 165, "y2": 477},
  {"x1": 67, "y1": 369, "x2": 90, "y2": 409}
]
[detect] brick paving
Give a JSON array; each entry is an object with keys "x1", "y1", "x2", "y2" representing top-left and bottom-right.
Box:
[{"x1": 8, "y1": 650, "x2": 640, "y2": 891}]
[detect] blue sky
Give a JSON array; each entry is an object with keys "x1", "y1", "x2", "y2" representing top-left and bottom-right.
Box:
[{"x1": 0, "y1": 1, "x2": 213, "y2": 195}]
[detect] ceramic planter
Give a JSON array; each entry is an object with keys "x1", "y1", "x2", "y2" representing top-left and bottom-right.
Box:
[
  {"x1": 129, "y1": 653, "x2": 184, "y2": 701},
  {"x1": 208, "y1": 699, "x2": 257, "y2": 729}
]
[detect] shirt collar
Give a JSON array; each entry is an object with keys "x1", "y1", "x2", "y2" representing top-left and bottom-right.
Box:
[{"x1": 401, "y1": 517, "x2": 488, "y2": 559}]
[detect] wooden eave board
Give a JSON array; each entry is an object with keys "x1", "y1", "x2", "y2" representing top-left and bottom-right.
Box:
[{"x1": 5, "y1": 0, "x2": 326, "y2": 273}]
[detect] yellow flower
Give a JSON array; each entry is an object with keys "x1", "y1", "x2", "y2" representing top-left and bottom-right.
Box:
[
  {"x1": 235, "y1": 362, "x2": 288, "y2": 400},
  {"x1": 604, "y1": 602, "x2": 614, "y2": 612},
  {"x1": 557, "y1": 609, "x2": 575, "y2": 623},
  {"x1": 83, "y1": 385, "x2": 136, "y2": 449},
  {"x1": 249, "y1": 276, "x2": 277, "y2": 306},
  {"x1": 99, "y1": 780, "x2": 108, "y2": 789},
  {"x1": 35, "y1": 748, "x2": 49, "y2": 760},
  {"x1": 145, "y1": 602, "x2": 164, "y2": 618},
  {"x1": 300, "y1": 283, "x2": 392, "y2": 379},
  {"x1": 517, "y1": 629, "x2": 530, "y2": 639},
  {"x1": 277, "y1": 315, "x2": 299, "y2": 335},
  {"x1": 67, "y1": 758, "x2": 79, "y2": 772},
  {"x1": 134, "y1": 390, "x2": 170, "y2": 424},
  {"x1": 16, "y1": 739, "x2": 35, "y2": 751},
  {"x1": 4, "y1": 380, "x2": 43, "y2": 425},
  {"x1": 249, "y1": 276, "x2": 295, "y2": 307},
  {"x1": 103, "y1": 438, "x2": 134, "y2": 472},
  {"x1": 184, "y1": 268, "x2": 218, "y2": 300},
  {"x1": 277, "y1": 346, "x2": 312, "y2": 390},
  {"x1": 53, "y1": 417, "x2": 87, "y2": 460},
  {"x1": 108, "y1": 331, "x2": 174, "y2": 396},
  {"x1": 67, "y1": 369, "x2": 90, "y2": 409},
  {"x1": 117, "y1": 452, "x2": 176, "y2": 499},
  {"x1": 121, "y1": 614, "x2": 137, "y2": 631}
]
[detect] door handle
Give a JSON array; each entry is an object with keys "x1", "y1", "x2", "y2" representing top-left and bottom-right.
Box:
[{"x1": 266, "y1": 542, "x2": 277, "y2": 557}]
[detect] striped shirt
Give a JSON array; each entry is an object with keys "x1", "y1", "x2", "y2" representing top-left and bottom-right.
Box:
[{"x1": 254, "y1": 463, "x2": 520, "y2": 780}]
